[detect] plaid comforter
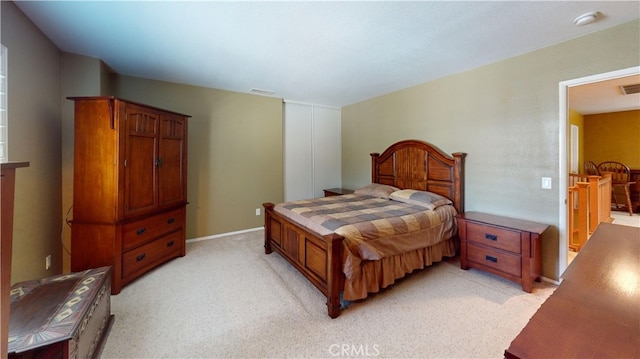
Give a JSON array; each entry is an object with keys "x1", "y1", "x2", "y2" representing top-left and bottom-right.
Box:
[{"x1": 277, "y1": 194, "x2": 456, "y2": 262}]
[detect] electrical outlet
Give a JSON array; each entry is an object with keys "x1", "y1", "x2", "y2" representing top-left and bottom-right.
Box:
[
  {"x1": 541, "y1": 177, "x2": 552, "y2": 189},
  {"x1": 45, "y1": 255, "x2": 51, "y2": 270},
  {"x1": 255, "y1": 208, "x2": 261, "y2": 216}
]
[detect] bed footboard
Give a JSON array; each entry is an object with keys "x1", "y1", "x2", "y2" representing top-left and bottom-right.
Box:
[{"x1": 263, "y1": 202, "x2": 344, "y2": 318}]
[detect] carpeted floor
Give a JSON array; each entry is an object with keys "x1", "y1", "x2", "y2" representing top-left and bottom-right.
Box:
[
  {"x1": 101, "y1": 230, "x2": 556, "y2": 358},
  {"x1": 611, "y1": 211, "x2": 640, "y2": 227}
]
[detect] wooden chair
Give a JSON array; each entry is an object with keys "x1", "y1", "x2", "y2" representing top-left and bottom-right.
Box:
[
  {"x1": 597, "y1": 161, "x2": 636, "y2": 216},
  {"x1": 584, "y1": 161, "x2": 599, "y2": 175}
]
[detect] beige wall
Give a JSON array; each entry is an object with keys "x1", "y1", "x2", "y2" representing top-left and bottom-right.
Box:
[
  {"x1": 2, "y1": 1, "x2": 63, "y2": 282},
  {"x1": 342, "y1": 20, "x2": 640, "y2": 280},
  {"x1": 584, "y1": 110, "x2": 640, "y2": 168}
]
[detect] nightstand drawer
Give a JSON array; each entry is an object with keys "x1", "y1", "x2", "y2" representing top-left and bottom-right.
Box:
[
  {"x1": 466, "y1": 242, "x2": 521, "y2": 278},
  {"x1": 466, "y1": 222, "x2": 521, "y2": 254}
]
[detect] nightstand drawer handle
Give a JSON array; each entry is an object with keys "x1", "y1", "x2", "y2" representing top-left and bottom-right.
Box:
[
  {"x1": 167, "y1": 240, "x2": 175, "y2": 247},
  {"x1": 136, "y1": 227, "x2": 146, "y2": 235},
  {"x1": 136, "y1": 253, "x2": 146, "y2": 262},
  {"x1": 485, "y1": 234, "x2": 497, "y2": 241},
  {"x1": 485, "y1": 255, "x2": 498, "y2": 263},
  {"x1": 167, "y1": 217, "x2": 175, "y2": 224}
]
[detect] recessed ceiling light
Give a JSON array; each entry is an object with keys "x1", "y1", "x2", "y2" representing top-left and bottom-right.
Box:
[{"x1": 574, "y1": 12, "x2": 599, "y2": 26}]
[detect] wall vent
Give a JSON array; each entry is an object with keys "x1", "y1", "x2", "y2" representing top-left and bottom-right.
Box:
[{"x1": 620, "y1": 84, "x2": 640, "y2": 95}]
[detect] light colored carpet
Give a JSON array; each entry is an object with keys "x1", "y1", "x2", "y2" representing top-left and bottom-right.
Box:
[
  {"x1": 611, "y1": 211, "x2": 640, "y2": 228},
  {"x1": 101, "y1": 230, "x2": 556, "y2": 358}
]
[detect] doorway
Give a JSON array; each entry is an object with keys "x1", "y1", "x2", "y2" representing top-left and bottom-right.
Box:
[{"x1": 558, "y1": 66, "x2": 640, "y2": 276}]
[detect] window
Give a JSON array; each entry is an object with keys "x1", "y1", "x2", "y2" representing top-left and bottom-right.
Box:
[{"x1": 0, "y1": 44, "x2": 7, "y2": 163}]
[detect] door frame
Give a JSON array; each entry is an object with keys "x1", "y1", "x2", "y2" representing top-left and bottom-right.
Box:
[{"x1": 558, "y1": 65, "x2": 640, "y2": 276}]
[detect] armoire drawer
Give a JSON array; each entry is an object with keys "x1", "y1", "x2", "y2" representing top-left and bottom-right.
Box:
[
  {"x1": 466, "y1": 242, "x2": 521, "y2": 278},
  {"x1": 122, "y1": 208, "x2": 184, "y2": 251},
  {"x1": 122, "y1": 230, "x2": 183, "y2": 281},
  {"x1": 466, "y1": 222, "x2": 521, "y2": 254}
]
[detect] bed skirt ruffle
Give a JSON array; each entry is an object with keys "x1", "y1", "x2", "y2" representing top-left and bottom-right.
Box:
[{"x1": 342, "y1": 238, "x2": 456, "y2": 301}]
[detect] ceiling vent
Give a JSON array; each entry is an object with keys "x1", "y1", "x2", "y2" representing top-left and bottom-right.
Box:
[
  {"x1": 620, "y1": 84, "x2": 640, "y2": 95},
  {"x1": 250, "y1": 88, "x2": 275, "y2": 96}
]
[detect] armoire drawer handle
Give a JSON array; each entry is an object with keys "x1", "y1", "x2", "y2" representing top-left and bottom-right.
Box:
[
  {"x1": 485, "y1": 255, "x2": 498, "y2": 263},
  {"x1": 167, "y1": 240, "x2": 175, "y2": 247},
  {"x1": 136, "y1": 227, "x2": 146, "y2": 235},
  {"x1": 485, "y1": 234, "x2": 497, "y2": 241},
  {"x1": 167, "y1": 217, "x2": 175, "y2": 224},
  {"x1": 136, "y1": 253, "x2": 146, "y2": 262}
]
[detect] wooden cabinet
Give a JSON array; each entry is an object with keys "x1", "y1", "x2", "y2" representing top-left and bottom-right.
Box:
[
  {"x1": 69, "y1": 97, "x2": 189, "y2": 294},
  {"x1": 323, "y1": 188, "x2": 353, "y2": 197},
  {"x1": 457, "y1": 212, "x2": 548, "y2": 292}
]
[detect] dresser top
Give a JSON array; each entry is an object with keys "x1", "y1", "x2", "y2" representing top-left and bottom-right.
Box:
[
  {"x1": 457, "y1": 211, "x2": 549, "y2": 234},
  {"x1": 505, "y1": 223, "x2": 640, "y2": 358},
  {"x1": 1, "y1": 162, "x2": 30, "y2": 171}
]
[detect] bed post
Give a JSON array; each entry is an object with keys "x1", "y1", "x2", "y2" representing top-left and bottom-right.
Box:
[
  {"x1": 325, "y1": 233, "x2": 344, "y2": 319},
  {"x1": 370, "y1": 153, "x2": 380, "y2": 183},
  {"x1": 451, "y1": 153, "x2": 466, "y2": 214},
  {"x1": 263, "y1": 202, "x2": 274, "y2": 254}
]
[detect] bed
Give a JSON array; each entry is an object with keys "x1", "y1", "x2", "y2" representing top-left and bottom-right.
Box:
[{"x1": 263, "y1": 139, "x2": 466, "y2": 318}]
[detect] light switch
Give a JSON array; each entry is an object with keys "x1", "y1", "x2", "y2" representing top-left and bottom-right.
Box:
[{"x1": 541, "y1": 177, "x2": 552, "y2": 189}]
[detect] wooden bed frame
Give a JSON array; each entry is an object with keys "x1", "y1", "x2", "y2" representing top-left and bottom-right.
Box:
[{"x1": 263, "y1": 139, "x2": 466, "y2": 318}]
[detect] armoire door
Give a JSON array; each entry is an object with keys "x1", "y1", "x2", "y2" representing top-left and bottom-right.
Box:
[
  {"x1": 158, "y1": 113, "x2": 187, "y2": 207},
  {"x1": 124, "y1": 104, "x2": 159, "y2": 216}
]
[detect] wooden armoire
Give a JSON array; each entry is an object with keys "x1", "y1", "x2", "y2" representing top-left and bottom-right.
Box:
[{"x1": 69, "y1": 97, "x2": 189, "y2": 294}]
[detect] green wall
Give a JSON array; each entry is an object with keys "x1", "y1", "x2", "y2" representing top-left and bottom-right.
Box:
[{"x1": 342, "y1": 20, "x2": 640, "y2": 280}]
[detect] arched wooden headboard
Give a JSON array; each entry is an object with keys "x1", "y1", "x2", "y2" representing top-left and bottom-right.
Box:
[{"x1": 370, "y1": 139, "x2": 466, "y2": 214}]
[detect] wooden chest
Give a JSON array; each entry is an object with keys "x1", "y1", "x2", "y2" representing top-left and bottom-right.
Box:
[{"x1": 8, "y1": 267, "x2": 114, "y2": 359}]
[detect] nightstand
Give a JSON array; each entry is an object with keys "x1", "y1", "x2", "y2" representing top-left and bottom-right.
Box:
[
  {"x1": 323, "y1": 188, "x2": 354, "y2": 197},
  {"x1": 457, "y1": 212, "x2": 548, "y2": 292}
]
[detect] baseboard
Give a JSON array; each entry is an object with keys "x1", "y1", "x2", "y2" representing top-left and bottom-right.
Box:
[
  {"x1": 187, "y1": 227, "x2": 263, "y2": 243},
  {"x1": 541, "y1": 276, "x2": 560, "y2": 285}
]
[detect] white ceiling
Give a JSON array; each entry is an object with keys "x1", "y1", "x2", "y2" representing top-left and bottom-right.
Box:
[
  {"x1": 14, "y1": 1, "x2": 640, "y2": 109},
  {"x1": 569, "y1": 74, "x2": 640, "y2": 115}
]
